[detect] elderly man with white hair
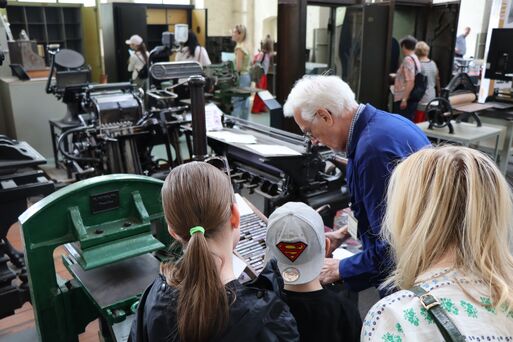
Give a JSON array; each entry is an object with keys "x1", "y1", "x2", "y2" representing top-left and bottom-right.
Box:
[{"x1": 283, "y1": 75, "x2": 430, "y2": 295}]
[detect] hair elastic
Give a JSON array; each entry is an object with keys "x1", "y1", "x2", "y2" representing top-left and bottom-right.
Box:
[{"x1": 189, "y1": 226, "x2": 205, "y2": 236}]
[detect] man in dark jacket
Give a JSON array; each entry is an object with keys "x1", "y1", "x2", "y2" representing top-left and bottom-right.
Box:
[
  {"x1": 129, "y1": 259, "x2": 299, "y2": 342},
  {"x1": 283, "y1": 75, "x2": 430, "y2": 295}
]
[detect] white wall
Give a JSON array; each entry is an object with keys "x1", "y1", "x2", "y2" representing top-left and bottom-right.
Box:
[
  {"x1": 456, "y1": 0, "x2": 493, "y2": 58},
  {"x1": 253, "y1": 0, "x2": 276, "y2": 54}
]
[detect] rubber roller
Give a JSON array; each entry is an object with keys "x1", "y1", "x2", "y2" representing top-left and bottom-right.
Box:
[{"x1": 449, "y1": 93, "x2": 476, "y2": 106}]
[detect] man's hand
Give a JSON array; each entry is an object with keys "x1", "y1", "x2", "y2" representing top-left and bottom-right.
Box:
[
  {"x1": 325, "y1": 225, "x2": 349, "y2": 256},
  {"x1": 320, "y1": 258, "x2": 341, "y2": 284}
]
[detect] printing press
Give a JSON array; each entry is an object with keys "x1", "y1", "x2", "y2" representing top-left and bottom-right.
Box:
[
  {"x1": 16, "y1": 30, "x2": 353, "y2": 340},
  {"x1": 201, "y1": 115, "x2": 350, "y2": 225},
  {"x1": 0, "y1": 136, "x2": 54, "y2": 319},
  {"x1": 18, "y1": 174, "x2": 171, "y2": 342},
  {"x1": 425, "y1": 73, "x2": 483, "y2": 134},
  {"x1": 47, "y1": 45, "x2": 203, "y2": 180}
]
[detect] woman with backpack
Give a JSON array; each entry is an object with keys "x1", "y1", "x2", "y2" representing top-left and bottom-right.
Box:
[
  {"x1": 251, "y1": 35, "x2": 274, "y2": 113},
  {"x1": 126, "y1": 34, "x2": 149, "y2": 90},
  {"x1": 392, "y1": 35, "x2": 422, "y2": 121}
]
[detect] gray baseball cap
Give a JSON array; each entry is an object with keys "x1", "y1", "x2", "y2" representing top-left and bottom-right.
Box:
[{"x1": 265, "y1": 202, "x2": 325, "y2": 285}]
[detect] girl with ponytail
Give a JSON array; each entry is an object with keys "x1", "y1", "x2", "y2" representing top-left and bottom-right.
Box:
[{"x1": 129, "y1": 162, "x2": 298, "y2": 342}]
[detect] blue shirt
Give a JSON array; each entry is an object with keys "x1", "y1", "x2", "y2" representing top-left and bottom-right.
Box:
[
  {"x1": 455, "y1": 34, "x2": 466, "y2": 56},
  {"x1": 339, "y1": 104, "x2": 430, "y2": 293}
]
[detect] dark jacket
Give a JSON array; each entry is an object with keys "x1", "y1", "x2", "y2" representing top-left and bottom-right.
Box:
[
  {"x1": 340, "y1": 104, "x2": 430, "y2": 293},
  {"x1": 129, "y1": 259, "x2": 299, "y2": 342}
]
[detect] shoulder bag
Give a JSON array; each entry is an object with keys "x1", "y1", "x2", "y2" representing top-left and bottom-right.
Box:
[
  {"x1": 409, "y1": 286, "x2": 465, "y2": 342},
  {"x1": 407, "y1": 56, "x2": 427, "y2": 102}
]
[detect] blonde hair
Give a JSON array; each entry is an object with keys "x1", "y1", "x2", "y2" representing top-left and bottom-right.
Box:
[
  {"x1": 415, "y1": 41, "x2": 430, "y2": 58},
  {"x1": 234, "y1": 24, "x2": 247, "y2": 42},
  {"x1": 161, "y1": 162, "x2": 235, "y2": 341},
  {"x1": 383, "y1": 146, "x2": 513, "y2": 310}
]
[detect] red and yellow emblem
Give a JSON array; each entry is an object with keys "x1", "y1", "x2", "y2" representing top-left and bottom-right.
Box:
[{"x1": 276, "y1": 242, "x2": 308, "y2": 262}]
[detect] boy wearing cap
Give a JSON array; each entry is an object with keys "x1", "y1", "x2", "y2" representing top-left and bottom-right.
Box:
[{"x1": 265, "y1": 202, "x2": 361, "y2": 342}]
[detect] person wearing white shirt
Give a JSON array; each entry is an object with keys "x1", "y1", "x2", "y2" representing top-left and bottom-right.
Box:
[
  {"x1": 126, "y1": 34, "x2": 149, "y2": 89},
  {"x1": 175, "y1": 30, "x2": 211, "y2": 67}
]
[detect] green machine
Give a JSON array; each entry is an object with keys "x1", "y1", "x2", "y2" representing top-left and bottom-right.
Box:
[
  {"x1": 19, "y1": 174, "x2": 172, "y2": 341},
  {"x1": 204, "y1": 61, "x2": 252, "y2": 113}
]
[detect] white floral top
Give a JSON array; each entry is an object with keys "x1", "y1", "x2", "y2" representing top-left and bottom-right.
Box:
[{"x1": 361, "y1": 268, "x2": 513, "y2": 341}]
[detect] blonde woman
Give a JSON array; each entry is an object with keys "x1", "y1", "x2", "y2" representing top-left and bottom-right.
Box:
[
  {"x1": 414, "y1": 41, "x2": 441, "y2": 121},
  {"x1": 362, "y1": 146, "x2": 513, "y2": 341},
  {"x1": 231, "y1": 24, "x2": 251, "y2": 119}
]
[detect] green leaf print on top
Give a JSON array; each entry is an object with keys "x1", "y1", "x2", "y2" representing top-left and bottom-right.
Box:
[
  {"x1": 403, "y1": 308, "x2": 420, "y2": 326},
  {"x1": 460, "y1": 300, "x2": 478, "y2": 318},
  {"x1": 382, "y1": 333, "x2": 402, "y2": 342},
  {"x1": 395, "y1": 323, "x2": 404, "y2": 334},
  {"x1": 480, "y1": 297, "x2": 496, "y2": 314},
  {"x1": 440, "y1": 298, "x2": 459, "y2": 315},
  {"x1": 500, "y1": 303, "x2": 513, "y2": 319},
  {"x1": 420, "y1": 307, "x2": 434, "y2": 324}
]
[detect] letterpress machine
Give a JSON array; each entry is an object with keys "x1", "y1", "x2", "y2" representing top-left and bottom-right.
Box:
[{"x1": 19, "y1": 174, "x2": 172, "y2": 342}]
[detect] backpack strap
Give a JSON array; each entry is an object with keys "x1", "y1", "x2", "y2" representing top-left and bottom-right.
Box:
[
  {"x1": 407, "y1": 55, "x2": 420, "y2": 74},
  {"x1": 409, "y1": 286, "x2": 465, "y2": 342},
  {"x1": 260, "y1": 52, "x2": 266, "y2": 63}
]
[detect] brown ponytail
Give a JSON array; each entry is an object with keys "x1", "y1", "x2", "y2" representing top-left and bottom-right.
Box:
[
  {"x1": 136, "y1": 42, "x2": 148, "y2": 64},
  {"x1": 161, "y1": 162, "x2": 235, "y2": 342}
]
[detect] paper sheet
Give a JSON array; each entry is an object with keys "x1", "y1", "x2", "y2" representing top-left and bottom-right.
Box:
[
  {"x1": 246, "y1": 144, "x2": 301, "y2": 156},
  {"x1": 258, "y1": 90, "x2": 274, "y2": 101},
  {"x1": 232, "y1": 254, "x2": 248, "y2": 278},
  {"x1": 332, "y1": 248, "x2": 355, "y2": 261},
  {"x1": 235, "y1": 194, "x2": 254, "y2": 216},
  {"x1": 207, "y1": 131, "x2": 258, "y2": 144},
  {"x1": 205, "y1": 103, "x2": 224, "y2": 131}
]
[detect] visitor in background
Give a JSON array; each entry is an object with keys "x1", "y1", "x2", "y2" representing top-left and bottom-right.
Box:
[
  {"x1": 126, "y1": 34, "x2": 149, "y2": 90},
  {"x1": 251, "y1": 35, "x2": 274, "y2": 113},
  {"x1": 175, "y1": 30, "x2": 211, "y2": 67},
  {"x1": 231, "y1": 24, "x2": 251, "y2": 120},
  {"x1": 393, "y1": 35, "x2": 422, "y2": 121},
  {"x1": 455, "y1": 26, "x2": 471, "y2": 58},
  {"x1": 414, "y1": 41, "x2": 440, "y2": 123}
]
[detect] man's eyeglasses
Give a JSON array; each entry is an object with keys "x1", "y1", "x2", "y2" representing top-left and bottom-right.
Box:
[{"x1": 302, "y1": 112, "x2": 319, "y2": 142}]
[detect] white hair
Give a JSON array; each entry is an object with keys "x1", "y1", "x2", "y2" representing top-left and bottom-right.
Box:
[{"x1": 283, "y1": 75, "x2": 358, "y2": 120}]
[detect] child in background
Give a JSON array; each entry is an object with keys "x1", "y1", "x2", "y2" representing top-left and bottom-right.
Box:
[{"x1": 265, "y1": 202, "x2": 362, "y2": 342}]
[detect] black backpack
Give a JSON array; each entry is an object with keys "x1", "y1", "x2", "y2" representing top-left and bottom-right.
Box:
[{"x1": 408, "y1": 56, "x2": 427, "y2": 102}]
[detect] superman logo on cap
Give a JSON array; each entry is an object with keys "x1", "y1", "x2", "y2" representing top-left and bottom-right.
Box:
[{"x1": 276, "y1": 242, "x2": 308, "y2": 262}]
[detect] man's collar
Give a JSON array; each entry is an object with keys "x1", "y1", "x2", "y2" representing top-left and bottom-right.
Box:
[{"x1": 346, "y1": 104, "x2": 366, "y2": 156}]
